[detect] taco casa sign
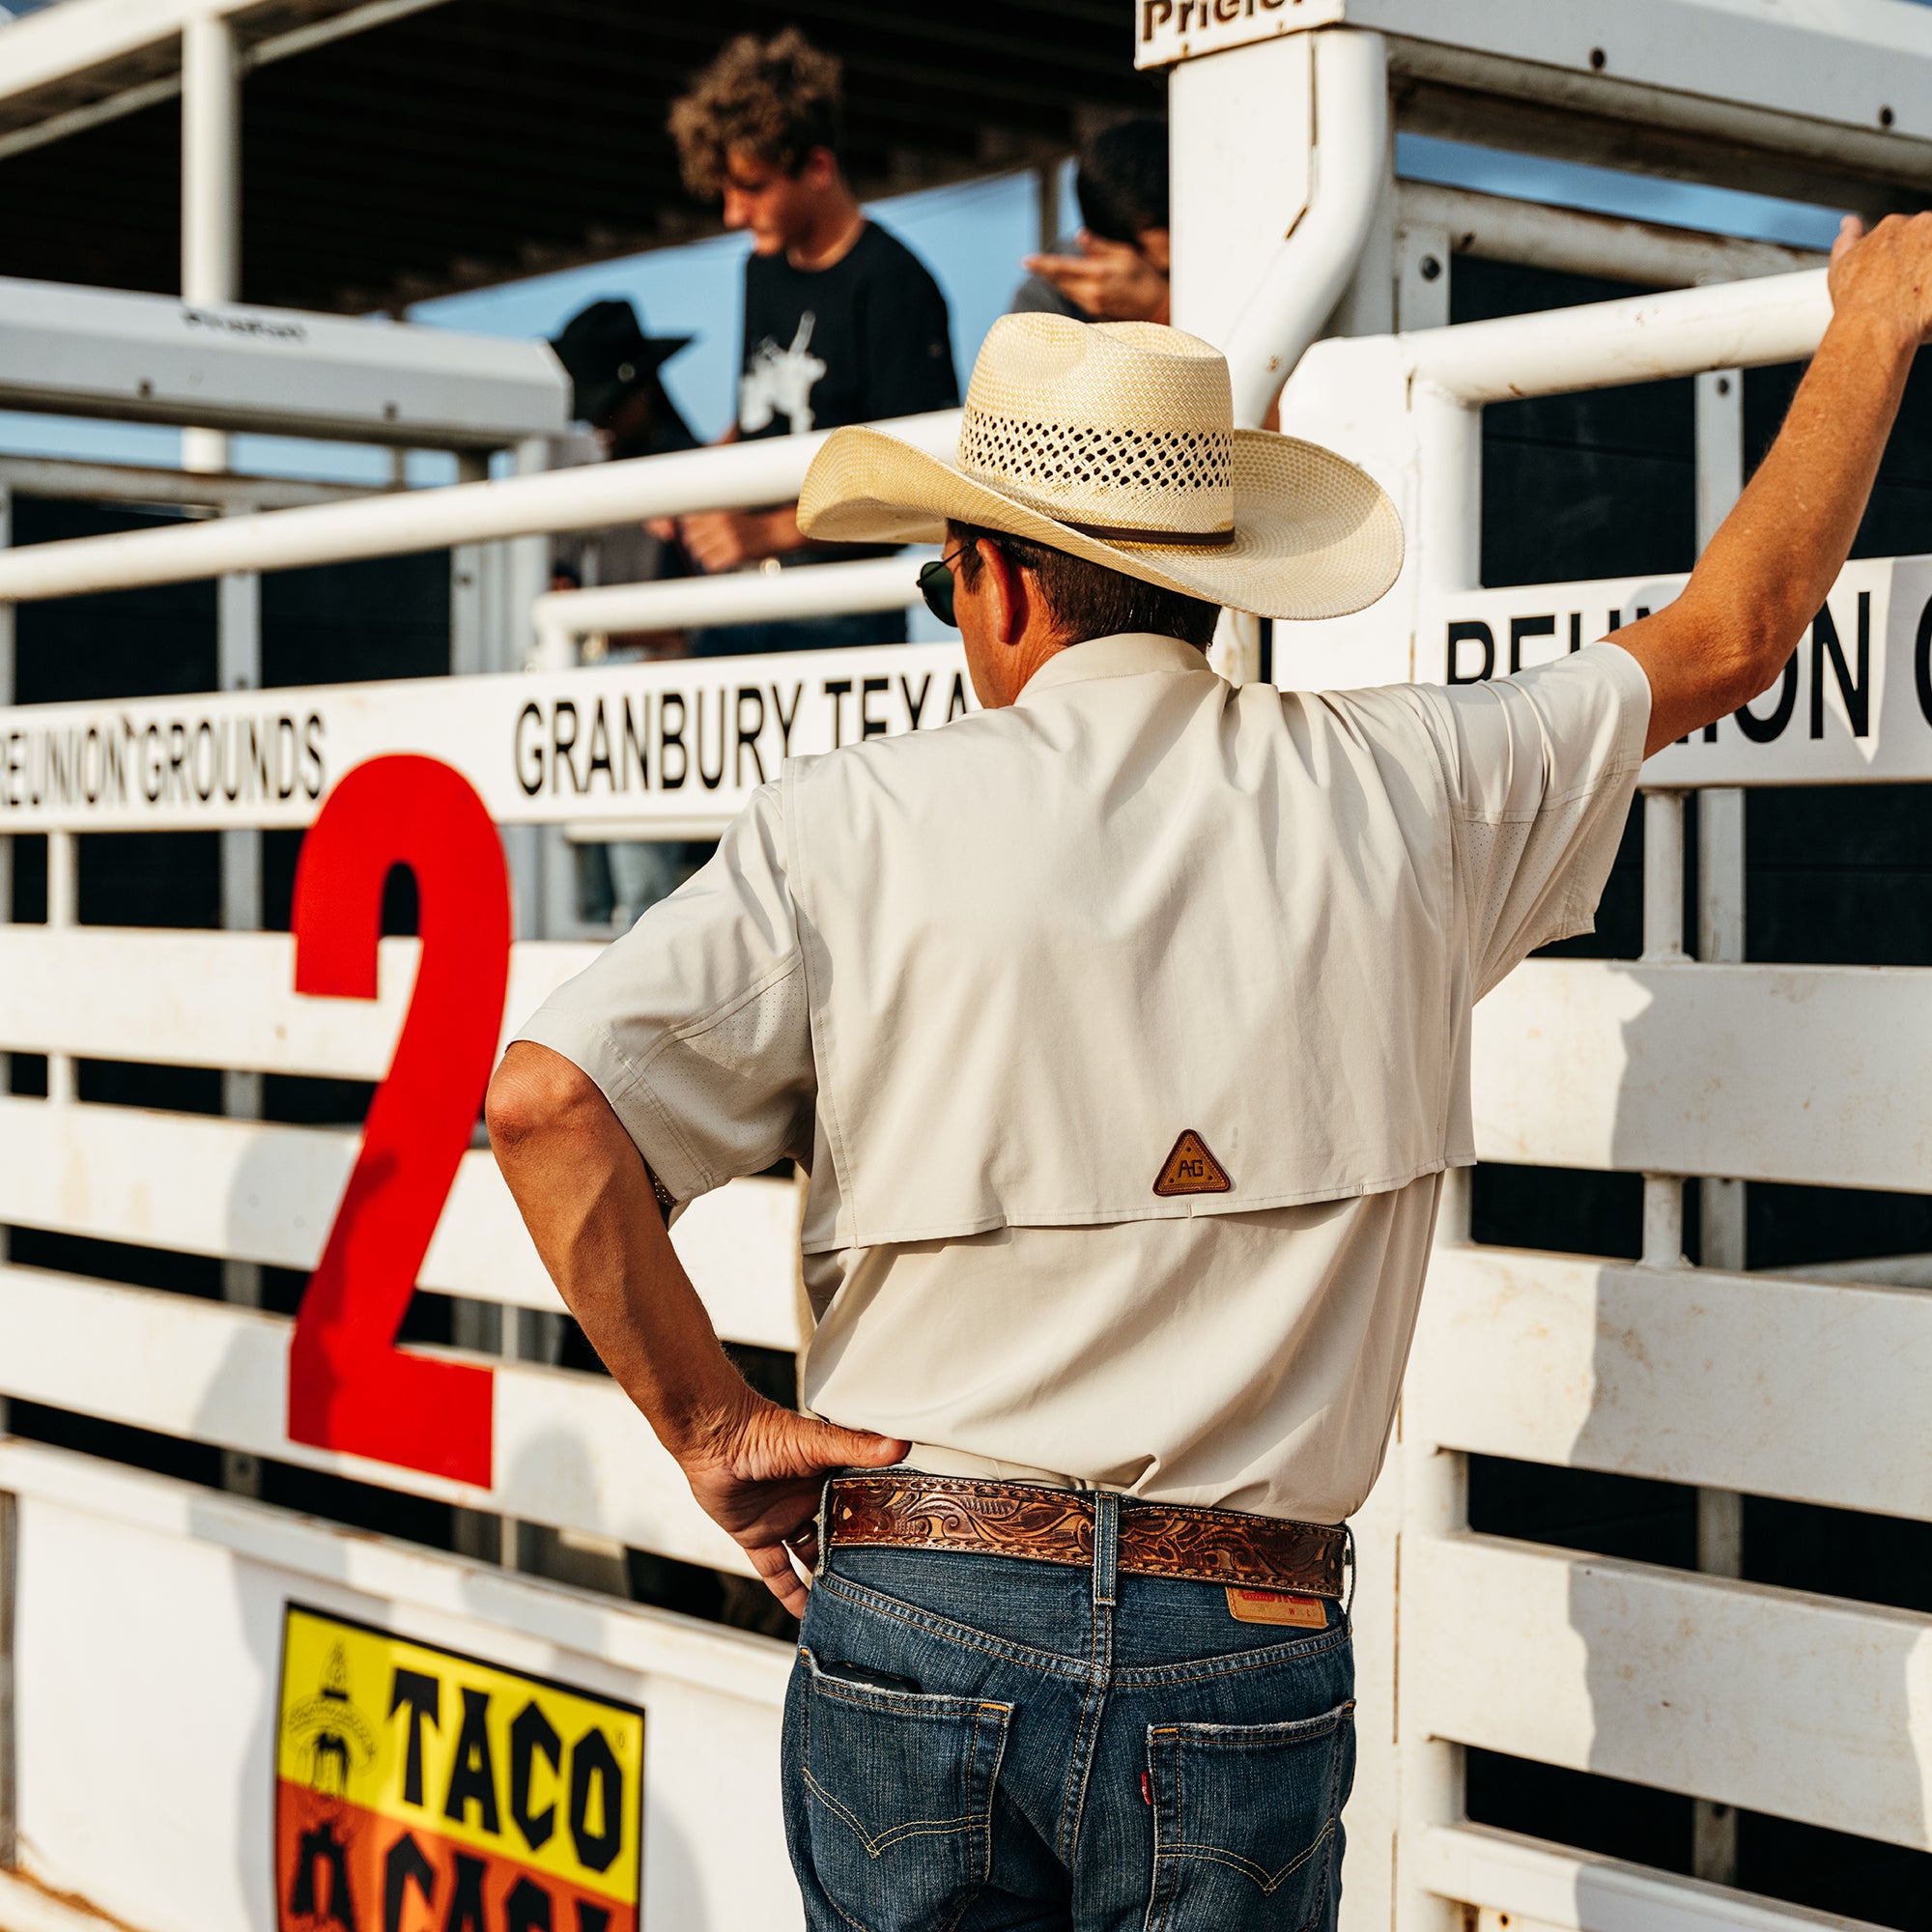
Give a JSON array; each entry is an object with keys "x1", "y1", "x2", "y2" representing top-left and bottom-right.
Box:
[{"x1": 0, "y1": 641, "x2": 973, "y2": 834}]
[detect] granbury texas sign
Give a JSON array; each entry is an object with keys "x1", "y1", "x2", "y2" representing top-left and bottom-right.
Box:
[
  {"x1": 0, "y1": 641, "x2": 975, "y2": 833},
  {"x1": 7, "y1": 553, "x2": 1925, "y2": 836},
  {"x1": 1429, "y1": 554, "x2": 1932, "y2": 787}
]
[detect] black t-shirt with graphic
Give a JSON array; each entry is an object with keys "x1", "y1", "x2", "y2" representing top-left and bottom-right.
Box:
[{"x1": 737, "y1": 221, "x2": 958, "y2": 442}]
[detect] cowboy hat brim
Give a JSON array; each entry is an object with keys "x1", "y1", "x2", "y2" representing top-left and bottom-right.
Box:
[{"x1": 797, "y1": 424, "x2": 1404, "y2": 622}]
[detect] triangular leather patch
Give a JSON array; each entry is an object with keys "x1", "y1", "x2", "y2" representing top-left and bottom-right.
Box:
[{"x1": 1152, "y1": 1129, "x2": 1232, "y2": 1198}]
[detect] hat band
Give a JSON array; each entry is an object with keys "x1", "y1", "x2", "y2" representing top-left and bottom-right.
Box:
[{"x1": 1063, "y1": 519, "x2": 1235, "y2": 548}]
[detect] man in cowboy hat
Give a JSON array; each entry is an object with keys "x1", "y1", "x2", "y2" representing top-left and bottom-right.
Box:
[{"x1": 489, "y1": 212, "x2": 1932, "y2": 1929}]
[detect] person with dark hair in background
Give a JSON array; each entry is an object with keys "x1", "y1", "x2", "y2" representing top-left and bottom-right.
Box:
[
  {"x1": 665, "y1": 27, "x2": 959, "y2": 656},
  {"x1": 550, "y1": 298, "x2": 708, "y2": 929},
  {"x1": 1015, "y1": 117, "x2": 1171, "y2": 325}
]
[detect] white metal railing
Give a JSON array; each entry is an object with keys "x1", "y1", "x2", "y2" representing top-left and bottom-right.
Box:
[
  {"x1": 0, "y1": 261, "x2": 1914, "y2": 1932},
  {"x1": 0, "y1": 409, "x2": 962, "y2": 602},
  {"x1": 531, "y1": 554, "x2": 931, "y2": 665}
]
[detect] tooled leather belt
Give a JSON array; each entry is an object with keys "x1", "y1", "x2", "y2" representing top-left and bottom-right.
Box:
[{"x1": 821, "y1": 1473, "x2": 1347, "y2": 1598}]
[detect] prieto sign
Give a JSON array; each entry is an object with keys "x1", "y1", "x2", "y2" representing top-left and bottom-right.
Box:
[
  {"x1": 1429, "y1": 554, "x2": 1932, "y2": 787},
  {"x1": 1135, "y1": 0, "x2": 1343, "y2": 68}
]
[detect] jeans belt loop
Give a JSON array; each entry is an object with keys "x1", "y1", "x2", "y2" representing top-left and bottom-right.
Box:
[
  {"x1": 1092, "y1": 1491, "x2": 1120, "y2": 1608},
  {"x1": 815, "y1": 1472, "x2": 837, "y2": 1579},
  {"x1": 1343, "y1": 1520, "x2": 1356, "y2": 1622}
]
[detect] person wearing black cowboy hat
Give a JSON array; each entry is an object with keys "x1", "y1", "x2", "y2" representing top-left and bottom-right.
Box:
[{"x1": 549, "y1": 298, "x2": 708, "y2": 931}]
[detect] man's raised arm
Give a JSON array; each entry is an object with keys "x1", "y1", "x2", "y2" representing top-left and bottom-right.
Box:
[{"x1": 1616, "y1": 213, "x2": 1932, "y2": 755}]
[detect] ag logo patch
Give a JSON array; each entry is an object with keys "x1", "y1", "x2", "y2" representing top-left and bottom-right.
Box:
[{"x1": 1152, "y1": 1130, "x2": 1231, "y2": 1198}]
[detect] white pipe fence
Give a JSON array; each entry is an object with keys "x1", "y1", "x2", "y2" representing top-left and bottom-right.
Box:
[
  {"x1": 0, "y1": 409, "x2": 962, "y2": 603},
  {"x1": 532, "y1": 554, "x2": 931, "y2": 661}
]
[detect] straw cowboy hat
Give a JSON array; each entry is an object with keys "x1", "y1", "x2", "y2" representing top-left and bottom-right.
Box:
[{"x1": 797, "y1": 312, "x2": 1403, "y2": 620}]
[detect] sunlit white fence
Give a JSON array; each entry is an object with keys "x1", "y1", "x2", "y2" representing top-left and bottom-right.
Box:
[
  {"x1": 1, "y1": 262, "x2": 1928, "y2": 1932},
  {"x1": 1275, "y1": 259, "x2": 1932, "y2": 1932}
]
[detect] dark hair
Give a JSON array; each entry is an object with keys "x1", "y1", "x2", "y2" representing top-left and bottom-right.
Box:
[
  {"x1": 950, "y1": 522, "x2": 1219, "y2": 648},
  {"x1": 1075, "y1": 119, "x2": 1170, "y2": 244},
  {"x1": 669, "y1": 28, "x2": 844, "y2": 198}
]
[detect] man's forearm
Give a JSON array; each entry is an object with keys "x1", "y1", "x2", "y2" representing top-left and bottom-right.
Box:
[
  {"x1": 1618, "y1": 214, "x2": 1931, "y2": 752},
  {"x1": 485, "y1": 1041, "x2": 749, "y2": 1459},
  {"x1": 1687, "y1": 315, "x2": 1909, "y2": 658}
]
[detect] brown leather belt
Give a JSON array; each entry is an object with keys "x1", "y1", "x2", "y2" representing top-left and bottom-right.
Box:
[{"x1": 822, "y1": 1473, "x2": 1347, "y2": 1599}]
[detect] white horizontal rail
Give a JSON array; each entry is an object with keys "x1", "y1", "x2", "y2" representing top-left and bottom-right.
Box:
[
  {"x1": 0, "y1": 928, "x2": 597, "y2": 1073},
  {"x1": 0, "y1": 642, "x2": 971, "y2": 833},
  {"x1": 1406, "y1": 268, "x2": 1831, "y2": 405},
  {"x1": 0, "y1": 1097, "x2": 803, "y2": 1350},
  {"x1": 1473, "y1": 958, "x2": 1932, "y2": 1193},
  {"x1": 1399, "y1": 184, "x2": 1828, "y2": 291},
  {"x1": 0, "y1": 1264, "x2": 751, "y2": 1574},
  {"x1": 1415, "y1": 1824, "x2": 1883, "y2": 1932},
  {"x1": 1407, "y1": 1533, "x2": 1932, "y2": 1854},
  {"x1": 0, "y1": 410, "x2": 961, "y2": 604},
  {"x1": 0, "y1": 456, "x2": 371, "y2": 511},
  {"x1": 533, "y1": 554, "x2": 927, "y2": 644},
  {"x1": 0, "y1": 1438, "x2": 791, "y2": 1700},
  {"x1": 1412, "y1": 1246, "x2": 1932, "y2": 1520}
]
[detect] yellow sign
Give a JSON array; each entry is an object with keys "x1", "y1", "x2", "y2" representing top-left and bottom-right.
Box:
[{"x1": 275, "y1": 1604, "x2": 644, "y2": 1931}]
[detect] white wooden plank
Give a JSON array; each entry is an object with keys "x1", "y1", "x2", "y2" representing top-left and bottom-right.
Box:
[
  {"x1": 1, "y1": 1441, "x2": 797, "y2": 1932},
  {"x1": 1406, "y1": 1533, "x2": 1932, "y2": 1854},
  {"x1": 1473, "y1": 958, "x2": 1932, "y2": 1192},
  {"x1": 1427, "y1": 558, "x2": 1932, "y2": 788},
  {"x1": 0, "y1": 1264, "x2": 753, "y2": 1575},
  {"x1": 0, "y1": 1437, "x2": 791, "y2": 1704},
  {"x1": 1411, "y1": 1246, "x2": 1932, "y2": 1520},
  {"x1": 0, "y1": 642, "x2": 971, "y2": 833},
  {"x1": 1415, "y1": 1824, "x2": 1882, "y2": 1932},
  {"x1": 0, "y1": 1095, "x2": 803, "y2": 1350},
  {"x1": 0, "y1": 927, "x2": 598, "y2": 1073}
]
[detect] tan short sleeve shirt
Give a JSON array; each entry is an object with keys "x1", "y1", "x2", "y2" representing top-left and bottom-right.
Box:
[{"x1": 517, "y1": 633, "x2": 1650, "y2": 1519}]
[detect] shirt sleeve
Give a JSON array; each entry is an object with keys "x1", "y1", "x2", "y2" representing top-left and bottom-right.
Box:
[
  {"x1": 1406, "y1": 641, "x2": 1653, "y2": 999},
  {"x1": 512, "y1": 782, "x2": 815, "y2": 1203},
  {"x1": 857, "y1": 251, "x2": 960, "y2": 421}
]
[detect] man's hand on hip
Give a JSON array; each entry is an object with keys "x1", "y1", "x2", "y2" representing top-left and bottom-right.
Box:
[{"x1": 682, "y1": 1388, "x2": 910, "y2": 1616}]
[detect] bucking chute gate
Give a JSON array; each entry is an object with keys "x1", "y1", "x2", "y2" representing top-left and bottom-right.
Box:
[{"x1": 4, "y1": 4, "x2": 1932, "y2": 1930}]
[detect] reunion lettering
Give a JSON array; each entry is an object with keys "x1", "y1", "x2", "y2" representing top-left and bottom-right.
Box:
[{"x1": 0, "y1": 708, "x2": 325, "y2": 814}]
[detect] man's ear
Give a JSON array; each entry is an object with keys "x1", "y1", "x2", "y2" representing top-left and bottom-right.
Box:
[
  {"x1": 976, "y1": 539, "x2": 1025, "y2": 646},
  {"x1": 802, "y1": 146, "x2": 841, "y2": 191}
]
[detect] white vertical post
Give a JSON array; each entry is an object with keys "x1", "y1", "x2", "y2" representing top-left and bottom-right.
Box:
[
  {"x1": 1691, "y1": 362, "x2": 1746, "y2": 1885},
  {"x1": 44, "y1": 831, "x2": 75, "y2": 1107},
  {"x1": 0, "y1": 487, "x2": 10, "y2": 1438},
  {"x1": 450, "y1": 451, "x2": 491, "y2": 677},
  {"x1": 458, "y1": 444, "x2": 541, "y2": 1562},
  {"x1": 1640, "y1": 788, "x2": 1687, "y2": 1268},
  {"x1": 180, "y1": 11, "x2": 241, "y2": 476},
  {"x1": 218, "y1": 515, "x2": 264, "y2": 1498},
  {"x1": 1384, "y1": 348, "x2": 1478, "y2": 1932},
  {"x1": 0, "y1": 1487, "x2": 14, "y2": 1870}
]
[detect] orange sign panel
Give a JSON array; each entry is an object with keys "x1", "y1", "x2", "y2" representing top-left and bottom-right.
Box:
[{"x1": 275, "y1": 1605, "x2": 644, "y2": 1932}]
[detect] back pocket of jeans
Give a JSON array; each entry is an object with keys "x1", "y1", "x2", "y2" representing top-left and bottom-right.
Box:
[
  {"x1": 800, "y1": 1647, "x2": 1011, "y2": 1930},
  {"x1": 1146, "y1": 1699, "x2": 1354, "y2": 1932}
]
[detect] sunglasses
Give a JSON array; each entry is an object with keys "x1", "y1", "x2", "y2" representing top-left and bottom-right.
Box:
[{"x1": 917, "y1": 547, "x2": 971, "y2": 629}]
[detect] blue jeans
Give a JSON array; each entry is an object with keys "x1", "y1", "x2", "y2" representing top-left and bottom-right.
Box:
[{"x1": 781, "y1": 1493, "x2": 1355, "y2": 1931}]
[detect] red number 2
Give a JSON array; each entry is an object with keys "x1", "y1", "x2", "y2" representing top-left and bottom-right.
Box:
[{"x1": 288, "y1": 754, "x2": 511, "y2": 1487}]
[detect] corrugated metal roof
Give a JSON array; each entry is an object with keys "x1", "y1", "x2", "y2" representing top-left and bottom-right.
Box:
[{"x1": 0, "y1": 0, "x2": 1158, "y2": 313}]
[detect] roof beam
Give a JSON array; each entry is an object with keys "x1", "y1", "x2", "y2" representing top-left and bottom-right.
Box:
[{"x1": 0, "y1": 0, "x2": 457, "y2": 161}]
